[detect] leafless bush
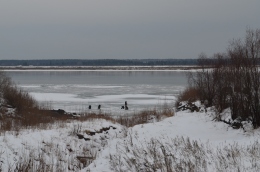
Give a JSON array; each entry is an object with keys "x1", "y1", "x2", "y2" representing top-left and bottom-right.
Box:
[
  {"x1": 187, "y1": 28, "x2": 260, "y2": 128},
  {"x1": 175, "y1": 87, "x2": 200, "y2": 107},
  {"x1": 0, "y1": 71, "x2": 61, "y2": 132}
]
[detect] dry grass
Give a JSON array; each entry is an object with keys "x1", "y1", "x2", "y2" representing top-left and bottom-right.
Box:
[
  {"x1": 115, "y1": 108, "x2": 174, "y2": 128},
  {"x1": 175, "y1": 87, "x2": 200, "y2": 107},
  {"x1": 0, "y1": 71, "x2": 56, "y2": 132},
  {"x1": 78, "y1": 112, "x2": 116, "y2": 123},
  {"x1": 0, "y1": 105, "x2": 174, "y2": 134},
  {"x1": 109, "y1": 136, "x2": 260, "y2": 172},
  {"x1": 1, "y1": 140, "x2": 87, "y2": 172}
]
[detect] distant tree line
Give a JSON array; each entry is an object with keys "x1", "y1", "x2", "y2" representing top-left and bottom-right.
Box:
[
  {"x1": 0, "y1": 59, "x2": 197, "y2": 66},
  {"x1": 187, "y1": 28, "x2": 260, "y2": 128}
]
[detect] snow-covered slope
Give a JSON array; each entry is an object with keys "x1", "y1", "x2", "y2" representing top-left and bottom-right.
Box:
[
  {"x1": 1, "y1": 109, "x2": 260, "y2": 171},
  {"x1": 0, "y1": 119, "x2": 125, "y2": 171},
  {"x1": 85, "y1": 111, "x2": 260, "y2": 172}
]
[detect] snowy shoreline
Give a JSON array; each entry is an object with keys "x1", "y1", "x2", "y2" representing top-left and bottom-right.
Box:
[{"x1": 0, "y1": 65, "x2": 202, "y2": 71}]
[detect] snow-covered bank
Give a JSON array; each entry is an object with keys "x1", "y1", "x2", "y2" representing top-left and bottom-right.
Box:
[
  {"x1": 0, "y1": 119, "x2": 125, "y2": 171},
  {"x1": 1, "y1": 109, "x2": 260, "y2": 171},
  {"x1": 85, "y1": 110, "x2": 260, "y2": 172}
]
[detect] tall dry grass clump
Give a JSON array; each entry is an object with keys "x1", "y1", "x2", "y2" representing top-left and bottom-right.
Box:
[
  {"x1": 116, "y1": 108, "x2": 174, "y2": 127},
  {"x1": 0, "y1": 71, "x2": 54, "y2": 132},
  {"x1": 109, "y1": 136, "x2": 260, "y2": 172},
  {"x1": 176, "y1": 87, "x2": 200, "y2": 106}
]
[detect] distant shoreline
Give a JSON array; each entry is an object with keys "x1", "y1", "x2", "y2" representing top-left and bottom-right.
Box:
[{"x1": 0, "y1": 65, "x2": 201, "y2": 71}]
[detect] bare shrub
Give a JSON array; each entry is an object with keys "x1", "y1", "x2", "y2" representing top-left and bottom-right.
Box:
[
  {"x1": 188, "y1": 53, "x2": 216, "y2": 107},
  {"x1": 186, "y1": 28, "x2": 260, "y2": 128},
  {"x1": 176, "y1": 87, "x2": 200, "y2": 106},
  {"x1": 0, "y1": 71, "x2": 55, "y2": 132}
]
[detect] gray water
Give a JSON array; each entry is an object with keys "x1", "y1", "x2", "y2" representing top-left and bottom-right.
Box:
[{"x1": 6, "y1": 70, "x2": 188, "y2": 115}]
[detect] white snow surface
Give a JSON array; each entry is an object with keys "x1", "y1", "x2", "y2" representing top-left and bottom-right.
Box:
[
  {"x1": 0, "y1": 119, "x2": 125, "y2": 171},
  {"x1": 85, "y1": 111, "x2": 260, "y2": 172},
  {"x1": 1, "y1": 109, "x2": 260, "y2": 171}
]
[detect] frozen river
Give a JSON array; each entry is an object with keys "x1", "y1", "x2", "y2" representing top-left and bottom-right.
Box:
[{"x1": 6, "y1": 70, "x2": 188, "y2": 115}]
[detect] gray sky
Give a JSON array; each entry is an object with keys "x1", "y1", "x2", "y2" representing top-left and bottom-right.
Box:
[{"x1": 1, "y1": 0, "x2": 260, "y2": 60}]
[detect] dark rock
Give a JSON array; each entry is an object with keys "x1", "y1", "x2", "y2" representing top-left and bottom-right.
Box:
[
  {"x1": 232, "y1": 122, "x2": 243, "y2": 129},
  {"x1": 77, "y1": 134, "x2": 84, "y2": 139},
  {"x1": 190, "y1": 104, "x2": 199, "y2": 112},
  {"x1": 102, "y1": 127, "x2": 110, "y2": 131},
  {"x1": 84, "y1": 138, "x2": 91, "y2": 141},
  {"x1": 95, "y1": 130, "x2": 102, "y2": 134},
  {"x1": 57, "y1": 109, "x2": 65, "y2": 114},
  {"x1": 111, "y1": 126, "x2": 117, "y2": 130},
  {"x1": 87, "y1": 131, "x2": 95, "y2": 136},
  {"x1": 177, "y1": 102, "x2": 199, "y2": 112}
]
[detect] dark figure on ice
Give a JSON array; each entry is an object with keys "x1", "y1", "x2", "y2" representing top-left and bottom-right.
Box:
[
  {"x1": 98, "y1": 105, "x2": 101, "y2": 110},
  {"x1": 124, "y1": 101, "x2": 128, "y2": 110},
  {"x1": 121, "y1": 106, "x2": 125, "y2": 109},
  {"x1": 89, "y1": 105, "x2": 91, "y2": 109}
]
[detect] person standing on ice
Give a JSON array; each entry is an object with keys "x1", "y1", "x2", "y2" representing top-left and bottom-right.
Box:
[{"x1": 125, "y1": 101, "x2": 128, "y2": 110}]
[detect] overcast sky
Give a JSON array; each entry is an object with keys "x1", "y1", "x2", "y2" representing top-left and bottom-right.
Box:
[{"x1": 0, "y1": 0, "x2": 260, "y2": 60}]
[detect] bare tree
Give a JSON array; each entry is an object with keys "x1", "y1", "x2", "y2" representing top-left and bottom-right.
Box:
[{"x1": 187, "y1": 28, "x2": 260, "y2": 128}]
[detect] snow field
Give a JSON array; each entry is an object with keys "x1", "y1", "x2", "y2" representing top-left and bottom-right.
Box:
[
  {"x1": 0, "y1": 119, "x2": 125, "y2": 171},
  {"x1": 1, "y1": 108, "x2": 260, "y2": 171},
  {"x1": 86, "y1": 111, "x2": 260, "y2": 172}
]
